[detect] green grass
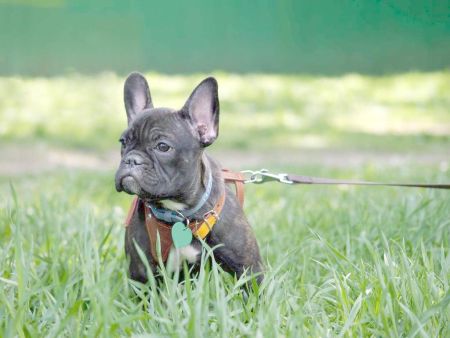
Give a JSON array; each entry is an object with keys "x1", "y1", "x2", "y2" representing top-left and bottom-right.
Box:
[
  {"x1": 0, "y1": 71, "x2": 449, "y2": 152},
  {"x1": 1, "y1": 164, "x2": 449, "y2": 337},
  {"x1": 0, "y1": 72, "x2": 449, "y2": 336}
]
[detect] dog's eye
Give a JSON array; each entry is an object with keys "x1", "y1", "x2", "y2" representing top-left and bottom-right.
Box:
[
  {"x1": 155, "y1": 142, "x2": 171, "y2": 152},
  {"x1": 119, "y1": 138, "x2": 126, "y2": 147}
]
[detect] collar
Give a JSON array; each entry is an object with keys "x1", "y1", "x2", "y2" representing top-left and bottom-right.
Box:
[{"x1": 146, "y1": 166, "x2": 213, "y2": 223}]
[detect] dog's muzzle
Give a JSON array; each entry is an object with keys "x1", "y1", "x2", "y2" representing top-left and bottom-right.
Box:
[{"x1": 119, "y1": 176, "x2": 143, "y2": 195}]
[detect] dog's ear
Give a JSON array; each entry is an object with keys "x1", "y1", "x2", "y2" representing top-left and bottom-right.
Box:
[
  {"x1": 182, "y1": 77, "x2": 219, "y2": 147},
  {"x1": 124, "y1": 72, "x2": 153, "y2": 125}
]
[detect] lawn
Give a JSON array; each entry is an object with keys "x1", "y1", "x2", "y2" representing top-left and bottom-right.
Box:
[
  {"x1": 0, "y1": 72, "x2": 449, "y2": 337},
  {"x1": 1, "y1": 71, "x2": 449, "y2": 152}
]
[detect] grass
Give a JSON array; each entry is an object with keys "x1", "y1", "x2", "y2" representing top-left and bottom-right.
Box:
[
  {"x1": 0, "y1": 71, "x2": 449, "y2": 336},
  {"x1": 0, "y1": 165, "x2": 449, "y2": 337},
  {"x1": 0, "y1": 71, "x2": 449, "y2": 152}
]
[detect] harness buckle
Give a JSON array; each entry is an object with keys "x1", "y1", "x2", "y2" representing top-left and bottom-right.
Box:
[{"x1": 201, "y1": 210, "x2": 219, "y2": 231}]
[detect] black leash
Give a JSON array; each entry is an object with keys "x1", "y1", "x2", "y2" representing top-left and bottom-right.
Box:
[{"x1": 241, "y1": 169, "x2": 450, "y2": 190}]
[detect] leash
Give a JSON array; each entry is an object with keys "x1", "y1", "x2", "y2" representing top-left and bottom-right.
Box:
[
  {"x1": 237, "y1": 169, "x2": 450, "y2": 189},
  {"x1": 124, "y1": 168, "x2": 448, "y2": 263}
]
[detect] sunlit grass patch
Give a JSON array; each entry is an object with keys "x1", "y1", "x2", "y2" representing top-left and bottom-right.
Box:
[{"x1": 0, "y1": 71, "x2": 449, "y2": 151}]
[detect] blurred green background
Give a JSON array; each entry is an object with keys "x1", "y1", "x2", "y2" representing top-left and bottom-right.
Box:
[
  {"x1": 0, "y1": 0, "x2": 449, "y2": 162},
  {"x1": 0, "y1": 0, "x2": 449, "y2": 75}
]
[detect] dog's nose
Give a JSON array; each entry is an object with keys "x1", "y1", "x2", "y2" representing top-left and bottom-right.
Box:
[{"x1": 124, "y1": 153, "x2": 144, "y2": 166}]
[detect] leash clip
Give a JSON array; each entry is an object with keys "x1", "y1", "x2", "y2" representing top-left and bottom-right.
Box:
[{"x1": 241, "y1": 169, "x2": 293, "y2": 184}]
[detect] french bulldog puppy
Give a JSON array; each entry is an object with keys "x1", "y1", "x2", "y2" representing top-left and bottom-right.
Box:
[{"x1": 115, "y1": 73, "x2": 263, "y2": 284}]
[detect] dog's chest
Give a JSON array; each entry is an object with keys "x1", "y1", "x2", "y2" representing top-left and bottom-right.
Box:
[
  {"x1": 167, "y1": 245, "x2": 201, "y2": 272},
  {"x1": 159, "y1": 199, "x2": 202, "y2": 271}
]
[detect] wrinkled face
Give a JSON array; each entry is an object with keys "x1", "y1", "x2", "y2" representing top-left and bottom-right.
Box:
[
  {"x1": 114, "y1": 73, "x2": 219, "y2": 202},
  {"x1": 115, "y1": 109, "x2": 201, "y2": 200}
]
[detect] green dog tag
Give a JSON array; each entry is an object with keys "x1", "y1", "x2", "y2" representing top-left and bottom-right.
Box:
[{"x1": 171, "y1": 222, "x2": 193, "y2": 248}]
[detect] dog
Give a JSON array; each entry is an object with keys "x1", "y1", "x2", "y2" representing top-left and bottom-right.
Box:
[{"x1": 115, "y1": 73, "x2": 263, "y2": 284}]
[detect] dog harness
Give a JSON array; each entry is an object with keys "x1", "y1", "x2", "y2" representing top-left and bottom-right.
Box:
[{"x1": 124, "y1": 169, "x2": 245, "y2": 263}]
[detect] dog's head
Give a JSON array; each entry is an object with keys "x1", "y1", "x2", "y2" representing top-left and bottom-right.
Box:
[{"x1": 114, "y1": 72, "x2": 219, "y2": 202}]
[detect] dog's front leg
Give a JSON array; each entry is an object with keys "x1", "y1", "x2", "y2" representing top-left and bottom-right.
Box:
[
  {"x1": 213, "y1": 241, "x2": 264, "y2": 286},
  {"x1": 125, "y1": 202, "x2": 156, "y2": 283},
  {"x1": 209, "y1": 216, "x2": 264, "y2": 285}
]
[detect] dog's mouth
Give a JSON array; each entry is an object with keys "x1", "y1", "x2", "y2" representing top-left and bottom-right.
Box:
[
  {"x1": 117, "y1": 175, "x2": 143, "y2": 196},
  {"x1": 116, "y1": 175, "x2": 179, "y2": 203}
]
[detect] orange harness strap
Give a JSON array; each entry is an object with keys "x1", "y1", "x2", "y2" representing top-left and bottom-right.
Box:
[{"x1": 221, "y1": 169, "x2": 245, "y2": 207}]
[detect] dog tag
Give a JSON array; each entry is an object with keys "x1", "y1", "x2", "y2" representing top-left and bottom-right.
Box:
[{"x1": 171, "y1": 222, "x2": 193, "y2": 248}]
